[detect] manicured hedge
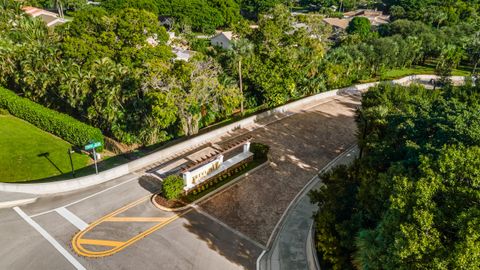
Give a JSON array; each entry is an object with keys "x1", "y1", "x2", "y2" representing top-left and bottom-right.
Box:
[{"x1": 0, "y1": 87, "x2": 104, "y2": 150}]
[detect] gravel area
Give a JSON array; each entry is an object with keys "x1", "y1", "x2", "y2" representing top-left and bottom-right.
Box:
[{"x1": 199, "y1": 95, "x2": 361, "y2": 245}]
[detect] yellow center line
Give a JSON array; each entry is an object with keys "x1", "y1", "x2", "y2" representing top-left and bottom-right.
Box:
[
  {"x1": 72, "y1": 195, "x2": 194, "y2": 258},
  {"x1": 105, "y1": 217, "x2": 170, "y2": 222},
  {"x1": 77, "y1": 238, "x2": 125, "y2": 247}
]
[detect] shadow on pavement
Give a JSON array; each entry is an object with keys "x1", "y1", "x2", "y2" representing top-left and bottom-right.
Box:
[
  {"x1": 197, "y1": 95, "x2": 361, "y2": 246},
  {"x1": 138, "y1": 175, "x2": 162, "y2": 194},
  {"x1": 182, "y1": 209, "x2": 262, "y2": 270}
]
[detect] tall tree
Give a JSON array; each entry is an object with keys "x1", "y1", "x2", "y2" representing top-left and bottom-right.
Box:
[{"x1": 229, "y1": 38, "x2": 253, "y2": 115}]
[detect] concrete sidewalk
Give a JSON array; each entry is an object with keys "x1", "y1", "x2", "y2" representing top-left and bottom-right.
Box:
[{"x1": 258, "y1": 146, "x2": 359, "y2": 270}]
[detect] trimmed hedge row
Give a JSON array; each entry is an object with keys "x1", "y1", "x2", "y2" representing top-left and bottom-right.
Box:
[{"x1": 0, "y1": 87, "x2": 104, "y2": 150}]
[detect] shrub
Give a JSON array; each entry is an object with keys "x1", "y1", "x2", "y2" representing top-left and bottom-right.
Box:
[
  {"x1": 0, "y1": 87, "x2": 104, "y2": 150},
  {"x1": 250, "y1": 142, "x2": 270, "y2": 160},
  {"x1": 162, "y1": 175, "x2": 184, "y2": 200},
  {"x1": 0, "y1": 108, "x2": 9, "y2": 115}
]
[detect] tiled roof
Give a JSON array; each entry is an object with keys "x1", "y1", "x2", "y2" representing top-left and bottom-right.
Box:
[{"x1": 21, "y1": 6, "x2": 67, "y2": 27}]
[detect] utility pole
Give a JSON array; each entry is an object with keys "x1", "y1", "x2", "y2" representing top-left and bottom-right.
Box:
[
  {"x1": 239, "y1": 59, "x2": 244, "y2": 115},
  {"x1": 85, "y1": 141, "x2": 102, "y2": 175},
  {"x1": 92, "y1": 148, "x2": 98, "y2": 175},
  {"x1": 68, "y1": 148, "x2": 76, "y2": 178}
]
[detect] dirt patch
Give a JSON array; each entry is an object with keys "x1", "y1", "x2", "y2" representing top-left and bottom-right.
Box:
[{"x1": 199, "y1": 95, "x2": 361, "y2": 245}]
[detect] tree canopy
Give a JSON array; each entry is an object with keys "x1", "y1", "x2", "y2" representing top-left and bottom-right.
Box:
[{"x1": 310, "y1": 83, "x2": 480, "y2": 269}]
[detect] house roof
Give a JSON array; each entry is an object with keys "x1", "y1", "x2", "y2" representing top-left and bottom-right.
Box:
[
  {"x1": 323, "y1": 18, "x2": 350, "y2": 30},
  {"x1": 172, "y1": 48, "x2": 195, "y2": 61},
  {"x1": 21, "y1": 6, "x2": 67, "y2": 27},
  {"x1": 343, "y1": 9, "x2": 383, "y2": 18},
  {"x1": 323, "y1": 9, "x2": 390, "y2": 30},
  {"x1": 342, "y1": 9, "x2": 390, "y2": 26},
  {"x1": 212, "y1": 31, "x2": 234, "y2": 41}
]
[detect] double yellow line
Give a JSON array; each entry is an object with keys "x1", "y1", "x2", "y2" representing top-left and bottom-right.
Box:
[{"x1": 72, "y1": 196, "x2": 193, "y2": 257}]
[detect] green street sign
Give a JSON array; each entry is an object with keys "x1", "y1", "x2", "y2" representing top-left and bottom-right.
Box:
[{"x1": 85, "y1": 141, "x2": 102, "y2": 151}]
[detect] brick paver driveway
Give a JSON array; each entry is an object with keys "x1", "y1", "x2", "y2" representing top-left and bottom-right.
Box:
[{"x1": 200, "y1": 94, "x2": 361, "y2": 245}]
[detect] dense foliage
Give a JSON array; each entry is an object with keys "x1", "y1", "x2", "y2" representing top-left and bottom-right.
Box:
[
  {"x1": 100, "y1": 0, "x2": 242, "y2": 33},
  {"x1": 162, "y1": 175, "x2": 185, "y2": 200},
  {"x1": 384, "y1": 0, "x2": 480, "y2": 27},
  {"x1": 299, "y1": 0, "x2": 480, "y2": 28},
  {"x1": 250, "y1": 142, "x2": 270, "y2": 160},
  {"x1": 1, "y1": 0, "x2": 478, "y2": 150},
  {"x1": 0, "y1": 87, "x2": 104, "y2": 149},
  {"x1": 310, "y1": 83, "x2": 480, "y2": 269},
  {"x1": 0, "y1": 1, "x2": 240, "y2": 145}
]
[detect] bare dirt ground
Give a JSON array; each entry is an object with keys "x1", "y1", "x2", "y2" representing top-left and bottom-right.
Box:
[{"x1": 199, "y1": 94, "x2": 361, "y2": 245}]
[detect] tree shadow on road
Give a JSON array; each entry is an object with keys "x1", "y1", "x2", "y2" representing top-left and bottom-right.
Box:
[
  {"x1": 138, "y1": 175, "x2": 162, "y2": 193},
  {"x1": 182, "y1": 209, "x2": 263, "y2": 270}
]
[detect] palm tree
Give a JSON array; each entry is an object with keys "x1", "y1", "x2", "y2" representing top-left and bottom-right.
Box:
[
  {"x1": 229, "y1": 38, "x2": 253, "y2": 115},
  {"x1": 55, "y1": 0, "x2": 64, "y2": 18}
]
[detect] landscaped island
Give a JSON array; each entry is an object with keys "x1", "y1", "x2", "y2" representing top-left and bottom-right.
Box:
[{"x1": 153, "y1": 141, "x2": 269, "y2": 209}]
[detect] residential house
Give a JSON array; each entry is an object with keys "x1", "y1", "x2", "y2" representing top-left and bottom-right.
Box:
[
  {"x1": 343, "y1": 9, "x2": 390, "y2": 26},
  {"x1": 323, "y1": 9, "x2": 390, "y2": 33},
  {"x1": 21, "y1": 6, "x2": 67, "y2": 27},
  {"x1": 210, "y1": 31, "x2": 234, "y2": 50}
]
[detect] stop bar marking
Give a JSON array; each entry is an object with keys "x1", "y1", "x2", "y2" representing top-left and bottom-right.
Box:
[{"x1": 55, "y1": 207, "x2": 89, "y2": 231}]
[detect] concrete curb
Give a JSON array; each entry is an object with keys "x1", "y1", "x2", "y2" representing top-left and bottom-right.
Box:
[
  {"x1": 306, "y1": 222, "x2": 321, "y2": 270},
  {"x1": 264, "y1": 145, "x2": 357, "y2": 250},
  {"x1": 0, "y1": 75, "x2": 468, "y2": 195},
  {"x1": 0, "y1": 197, "x2": 38, "y2": 209},
  {"x1": 150, "y1": 195, "x2": 190, "y2": 212},
  {"x1": 257, "y1": 145, "x2": 358, "y2": 270}
]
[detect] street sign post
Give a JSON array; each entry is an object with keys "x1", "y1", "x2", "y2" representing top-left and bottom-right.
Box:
[
  {"x1": 85, "y1": 141, "x2": 102, "y2": 174},
  {"x1": 68, "y1": 148, "x2": 76, "y2": 178},
  {"x1": 84, "y1": 142, "x2": 102, "y2": 151}
]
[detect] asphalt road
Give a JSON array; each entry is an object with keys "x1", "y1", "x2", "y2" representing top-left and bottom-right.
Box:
[
  {"x1": 0, "y1": 173, "x2": 262, "y2": 270},
  {"x1": 0, "y1": 94, "x2": 360, "y2": 270}
]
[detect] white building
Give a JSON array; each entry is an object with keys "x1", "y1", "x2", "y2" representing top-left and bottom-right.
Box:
[{"x1": 210, "y1": 31, "x2": 234, "y2": 50}]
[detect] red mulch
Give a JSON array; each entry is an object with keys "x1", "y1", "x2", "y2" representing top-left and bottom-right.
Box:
[{"x1": 154, "y1": 195, "x2": 187, "y2": 209}]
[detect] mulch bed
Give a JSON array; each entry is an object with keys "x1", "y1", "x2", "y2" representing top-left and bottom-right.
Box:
[{"x1": 154, "y1": 195, "x2": 187, "y2": 209}]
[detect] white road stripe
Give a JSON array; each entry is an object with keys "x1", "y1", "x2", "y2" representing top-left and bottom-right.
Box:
[
  {"x1": 55, "y1": 207, "x2": 89, "y2": 230},
  {"x1": 30, "y1": 175, "x2": 138, "y2": 218},
  {"x1": 13, "y1": 207, "x2": 87, "y2": 270}
]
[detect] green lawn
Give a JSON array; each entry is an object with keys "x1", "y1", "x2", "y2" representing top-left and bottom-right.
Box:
[
  {"x1": 0, "y1": 115, "x2": 90, "y2": 182},
  {"x1": 381, "y1": 65, "x2": 471, "y2": 80}
]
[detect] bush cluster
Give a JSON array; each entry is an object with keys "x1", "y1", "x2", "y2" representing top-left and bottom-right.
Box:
[
  {"x1": 162, "y1": 175, "x2": 185, "y2": 200},
  {"x1": 0, "y1": 87, "x2": 104, "y2": 150},
  {"x1": 250, "y1": 142, "x2": 270, "y2": 160}
]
